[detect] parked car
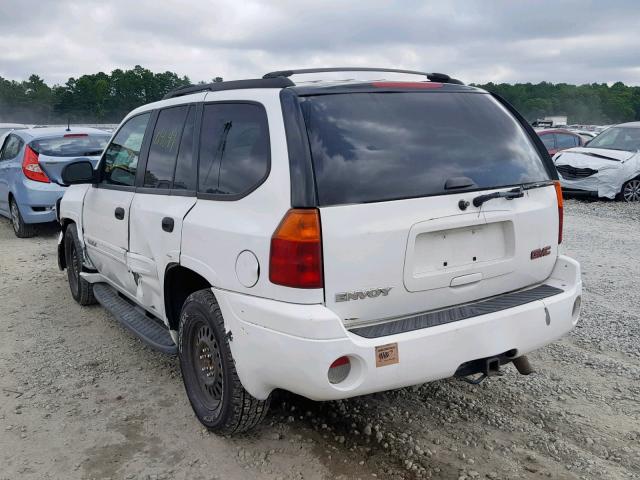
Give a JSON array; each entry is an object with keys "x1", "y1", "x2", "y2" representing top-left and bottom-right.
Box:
[
  {"x1": 56, "y1": 68, "x2": 581, "y2": 434},
  {"x1": 537, "y1": 129, "x2": 585, "y2": 156},
  {"x1": 0, "y1": 123, "x2": 29, "y2": 136},
  {"x1": 554, "y1": 122, "x2": 640, "y2": 201},
  {"x1": 0, "y1": 127, "x2": 109, "y2": 237}
]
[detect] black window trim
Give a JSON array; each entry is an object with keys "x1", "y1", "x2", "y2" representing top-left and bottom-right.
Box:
[
  {"x1": 95, "y1": 110, "x2": 156, "y2": 192},
  {"x1": 195, "y1": 100, "x2": 271, "y2": 202},
  {"x1": 134, "y1": 103, "x2": 200, "y2": 198}
]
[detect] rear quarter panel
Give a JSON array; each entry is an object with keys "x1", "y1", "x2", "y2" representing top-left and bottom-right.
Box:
[{"x1": 180, "y1": 89, "x2": 323, "y2": 304}]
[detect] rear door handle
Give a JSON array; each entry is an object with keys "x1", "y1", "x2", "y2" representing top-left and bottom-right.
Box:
[
  {"x1": 114, "y1": 207, "x2": 125, "y2": 220},
  {"x1": 162, "y1": 217, "x2": 174, "y2": 232}
]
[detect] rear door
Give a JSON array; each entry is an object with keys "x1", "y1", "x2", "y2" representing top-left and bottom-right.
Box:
[
  {"x1": 0, "y1": 134, "x2": 23, "y2": 213},
  {"x1": 299, "y1": 90, "x2": 559, "y2": 326},
  {"x1": 128, "y1": 105, "x2": 198, "y2": 317},
  {"x1": 83, "y1": 112, "x2": 153, "y2": 296}
]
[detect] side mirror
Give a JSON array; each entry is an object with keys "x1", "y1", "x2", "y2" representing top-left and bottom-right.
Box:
[{"x1": 61, "y1": 161, "x2": 96, "y2": 185}]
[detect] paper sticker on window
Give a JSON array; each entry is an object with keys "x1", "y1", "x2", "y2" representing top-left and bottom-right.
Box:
[{"x1": 375, "y1": 343, "x2": 399, "y2": 367}]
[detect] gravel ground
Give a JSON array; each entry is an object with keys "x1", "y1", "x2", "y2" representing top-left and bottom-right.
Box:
[{"x1": 1, "y1": 199, "x2": 639, "y2": 480}]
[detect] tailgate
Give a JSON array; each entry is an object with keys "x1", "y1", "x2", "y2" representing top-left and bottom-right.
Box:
[{"x1": 321, "y1": 185, "x2": 559, "y2": 326}]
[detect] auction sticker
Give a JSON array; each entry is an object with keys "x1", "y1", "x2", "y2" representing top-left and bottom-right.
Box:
[{"x1": 375, "y1": 343, "x2": 399, "y2": 367}]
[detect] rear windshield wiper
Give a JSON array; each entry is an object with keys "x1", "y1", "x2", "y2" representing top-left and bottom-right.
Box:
[{"x1": 472, "y1": 186, "x2": 524, "y2": 208}]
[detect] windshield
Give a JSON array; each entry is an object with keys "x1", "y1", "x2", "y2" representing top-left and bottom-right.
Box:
[
  {"x1": 587, "y1": 127, "x2": 640, "y2": 151},
  {"x1": 300, "y1": 92, "x2": 550, "y2": 206},
  {"x1": 31, "y1": 134, "x2": 110, "y2": 157}
]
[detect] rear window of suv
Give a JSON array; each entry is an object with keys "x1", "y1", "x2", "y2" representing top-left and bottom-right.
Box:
[{"x1": 300, "y1": 92, "x2": 550, "y2": 206}]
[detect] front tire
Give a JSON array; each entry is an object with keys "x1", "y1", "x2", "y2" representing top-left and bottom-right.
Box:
[
  {"x1": 620, "y1": 178, "x2": 640, "y2": 202},
  {"x1": 10, "y1": 198, "x2": 36, "y2": 238},
  {"x1": 64, "y1": 224, "x2": 96, "y2": 305},
  {"x1": 178, "y1": 289, "x2": 269, "y2": 434}
]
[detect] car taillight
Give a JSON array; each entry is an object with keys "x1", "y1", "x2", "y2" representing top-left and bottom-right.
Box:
[
  {"x1": 269, "y1": 209, "x2": 323, "y2": 289},
  {"x1": 22, "y1": 146, "x2": 50, "y2": 183},
  {"x1": 554, "y1": 180, "x2": 563, "y2": 244}
]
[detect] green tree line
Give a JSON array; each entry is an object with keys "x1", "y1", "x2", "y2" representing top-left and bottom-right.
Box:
[
  {"x1": 475, "y1": 81, "x2": 640, "y2": 125},
  {"x1": 0, "y1": 65, "x2": 190, "y2": 124},
  {"x1": 1, "y1": 66, "x2": 639, "y2": 125}
]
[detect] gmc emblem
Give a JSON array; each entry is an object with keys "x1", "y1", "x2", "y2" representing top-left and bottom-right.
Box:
[{"x1": 530, "y1": 246, "x2": 551, "y2": 260}]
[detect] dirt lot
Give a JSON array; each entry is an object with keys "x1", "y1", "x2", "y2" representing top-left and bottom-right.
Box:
[{"x1": 1, "y1": 200, "x2": 639, "y2": 480}]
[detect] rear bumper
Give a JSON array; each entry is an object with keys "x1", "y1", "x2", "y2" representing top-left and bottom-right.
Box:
[
  {"x1": 216, "y1": 255, "x2": 581, "y2": 401},
  {"x1": 14, "y1": 177, "x2": 65, "y2": 224}
]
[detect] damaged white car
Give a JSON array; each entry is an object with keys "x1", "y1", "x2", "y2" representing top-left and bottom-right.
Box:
[{"x1": 553, "y1": 121, "x2": 640, "y2": 202}]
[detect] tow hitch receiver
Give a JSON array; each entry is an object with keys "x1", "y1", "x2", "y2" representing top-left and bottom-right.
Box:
[{"x1": 457, "y1": 356, "x2": 502, "y2": 385}]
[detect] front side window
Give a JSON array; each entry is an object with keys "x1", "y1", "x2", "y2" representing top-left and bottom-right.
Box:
[
  {"x1": 102, "y1": 113, "x2": 151, "y2": 186},
  {"x1": 300, "y1": 92, "x2": 550, "y2": 206},
  {"x1": 144, "y1": 106, "x2": 189, "y2": 189},
  {"x1": 198, "y1": 103, "x2": 269, "y2": 196}
]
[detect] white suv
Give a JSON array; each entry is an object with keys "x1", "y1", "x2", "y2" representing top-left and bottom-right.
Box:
[{"x1": 56, "y1": 68, "x2": 582, "y2": 434}]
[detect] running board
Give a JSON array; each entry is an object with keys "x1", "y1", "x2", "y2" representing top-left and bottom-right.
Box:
[
  {"x1": 349, "y1": 284, "x2": 563, "y2": 339},
  {"x1": 93, "y1": 283, "x2": 177, "y2": 355}
]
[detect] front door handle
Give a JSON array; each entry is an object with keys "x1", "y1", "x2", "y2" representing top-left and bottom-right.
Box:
[
  {"x1": 162, "y1": 217, "x2": 174, "y2": 232},
  {"x1": 114, "y1": 207, "x2": 125, "y2": 220}
]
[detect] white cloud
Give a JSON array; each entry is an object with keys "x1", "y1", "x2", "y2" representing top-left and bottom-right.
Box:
[{"x1": 0, "y1": 0, "x2": 638, "y2": 85}]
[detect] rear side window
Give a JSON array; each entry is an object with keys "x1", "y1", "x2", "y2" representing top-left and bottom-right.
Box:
[
  {"x1": 300, "y1": 92, "x2": 550, "y2": 206},
  {"x1": 540, "y1": 134, "x2": 555, "y2": 149},
  {"x1": 556, "y1": 133, "x2": 578, "y2": 149},
  {"x1": 102, "y1": 113, "x2": 151, "y2": 186},
  {"x1": 31, "y1": 134, "x2": 109, "y2": 157},
  {"x1": 173, "y1": 106, "x2": 196, "y2": 191},
  {"x1": 0, "y1": 135, "x2": 24, "y2": 160},
  {"x1": 198, "y1": 103, "x2": 269, "y2": 196},
  {"x1": 144, "y1": 106, "x2": 189, "y2": 189}
]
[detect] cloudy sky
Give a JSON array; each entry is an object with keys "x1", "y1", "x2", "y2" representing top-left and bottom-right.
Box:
[{"x1": 1, "y1": 0, "x2": 639, "y2": 86}]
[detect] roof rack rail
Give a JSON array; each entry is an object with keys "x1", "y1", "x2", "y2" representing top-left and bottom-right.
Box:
[
  {"x1": 163, "y1": 77, "x2": 295, "y2": 100},
  {"x1": 263, "y1": 67, "x2": 464, "y2": 85}
]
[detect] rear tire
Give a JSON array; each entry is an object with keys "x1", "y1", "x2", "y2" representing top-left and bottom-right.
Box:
[
  {"x1": 620, "y1": 178, "x2": 640, "y2": 202},
  {"x1": 64, "y1": 223, "x2": 96, "y2": 305},
  {"x1": 10, "y1": 198, "x2": 36, "y2": 238},
  {"x1": 178, "y1": 289, "x2": 269, "y2": 434}
]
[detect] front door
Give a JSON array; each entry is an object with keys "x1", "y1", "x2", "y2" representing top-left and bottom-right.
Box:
[{"x1": 83, "y1": 112, "x2": 153, "y2": 296}]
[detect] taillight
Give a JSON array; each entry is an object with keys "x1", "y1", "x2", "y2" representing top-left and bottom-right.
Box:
[
  {"x1": 554, "y1": 180, "x2": 563, "y2": 244},
  {"x1": 269, "y1": 209, "x2": 323, "y2": 289},
  {"x1": 22, "y1": 146, "x2": 50, "y2": 183}
]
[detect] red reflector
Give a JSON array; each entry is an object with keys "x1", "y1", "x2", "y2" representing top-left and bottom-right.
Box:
[
  {"x1": 554, "y1": 181, "x2": 563, "y2": 244},
  {"x1": 22, "y1": 146, "x2": 50, "y2": 183},
  {"x1": 269, "y1": 209, "x2": 323, "y2": 289},
  {"x1": 372, "y1": 81, "x2": 443, "y2": 89},
  {"x1": 330, "y1": 356, "x2": 350, "y2": 368},
  {"x1": 63, "y1": 133, "x2": 88, "y2": 138}
]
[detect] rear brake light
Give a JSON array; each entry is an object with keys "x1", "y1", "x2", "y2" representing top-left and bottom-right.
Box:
[
  {"x1": 63, "y1": 133, "x2": 88, "y2": 138},
  {"x1": 22, "y1": 146, "x2": 50, "y2": 183},
  {"x1": 269, "y1": 209, "x2": 323, "y2": 289},
  {"x1": 372, "y1": 81, "x2": 443, "y2": 89},
  {"x1": 554, "y1": 181, "x2": 563, "y2": 244}
]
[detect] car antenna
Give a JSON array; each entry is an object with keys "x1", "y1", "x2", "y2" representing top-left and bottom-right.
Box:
[{"x1": 66, "y1": 118, "x2": 71, "y2": 132}]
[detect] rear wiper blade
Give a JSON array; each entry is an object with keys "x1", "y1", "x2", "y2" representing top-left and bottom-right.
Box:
[{"x1": 472, "y1": 186, "x2": 524, "y2": 208}]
